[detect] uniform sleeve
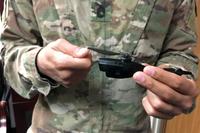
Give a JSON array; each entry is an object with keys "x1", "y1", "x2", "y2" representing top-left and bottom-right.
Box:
[
  {"x1": 1, "y1": 0, "x2": 55, "y2": 99},
  {"x1": 156, "y1": 0, "x2": 199, "y2": 79}
]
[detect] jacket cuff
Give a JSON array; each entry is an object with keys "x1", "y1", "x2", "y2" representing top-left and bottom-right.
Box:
[
  {"x1": 156, "y1": 53, "x2": 198, "y2": 80},
  {"x1": 20, "y1": 47, "x2": 59, "y2": 96}
]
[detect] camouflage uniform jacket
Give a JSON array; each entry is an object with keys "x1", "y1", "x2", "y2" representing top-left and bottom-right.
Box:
[{"x1": 1, "y1": 0, "x2": 198, "y2": 133}]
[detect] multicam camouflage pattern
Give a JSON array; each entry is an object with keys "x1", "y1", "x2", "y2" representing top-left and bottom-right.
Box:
[{"x1": 1, "y1": 0, "x2": 198, "y2": 132}]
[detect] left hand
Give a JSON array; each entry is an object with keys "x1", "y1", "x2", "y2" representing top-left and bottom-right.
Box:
[{"x1": 133, "y1": 65, "x2": 199, "y2": 119}]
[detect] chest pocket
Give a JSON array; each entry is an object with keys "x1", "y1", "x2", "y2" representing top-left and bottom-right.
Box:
[
  {"x1": 90, "y1": 0, "x2": 112, "y2": 22},
  {"x1": 54, "y1": 0, "x2": 87, "y2": 45},
  {"x1": 33, "y1": 0, "x2": 88, "y2": 46}
]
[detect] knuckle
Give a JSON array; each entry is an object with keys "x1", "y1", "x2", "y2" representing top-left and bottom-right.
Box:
[
  {"x1": 53, "y1": 55, "x2": 70, "y2": 69},
  {"x1": 183, "y1": 99, "x2": 193, "y2": 110},
  {"x1": 53, "y1": 61, "x2": 64, "y2": 70},
  {"x1": 162, "y1": 91, "x2": 175, "y2": 101},
  {"x1": 82, "y1": 59, "x2": 92, "y2": 70},
  {"x1": 52, "y1": 55, "x2": 59, "y2": 63},
  {"x1": 147, "y1": 108, "x2": 157, "y2": 116},
  {"x1": 189, "y1": 80, "x2": 199, "y2": 96},
  {"x1": 50, "y1": 52, "x2": 62, "y2": 64},
  {"x1": 56, "y1": 38, "x2": 66, "y2": 44},
  {"x1": 56, "y1": 60, "x2": 66, "y2": 69},
  {"x1": 173, "y1": 77, "x2": 184, "y2": 88},
  {"x1": 145, "y1": 80, "x2": 154, "y2": 89},
  {"x1": 152, "y1": 100, "x2": 163, "y2": 110}
]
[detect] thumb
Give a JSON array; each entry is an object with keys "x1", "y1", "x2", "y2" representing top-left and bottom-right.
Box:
[{"x1": 74, "y1": 48, "x2": 90, "y2": 58}]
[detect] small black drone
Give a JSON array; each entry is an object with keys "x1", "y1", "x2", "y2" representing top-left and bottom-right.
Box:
[{"x1": 88, "y1": 47, "x2": 192, "y2": 78}]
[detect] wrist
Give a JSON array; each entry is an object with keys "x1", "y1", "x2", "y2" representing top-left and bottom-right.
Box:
[{"x1": 35, "y1": 48, "x2": 58, "y2": 86}]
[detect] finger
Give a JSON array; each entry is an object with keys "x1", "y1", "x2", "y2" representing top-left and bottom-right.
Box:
[
  {"x1": 51, "y1": 39, "x2": 79, "y2": 55},
  {"x1": 133, "y1": 71, "x2": 191, "y2": 107},
  {"x1": 51, "y1": 39, "x2": 91, "y2": 58},
  {"x1": 142, "y1": 96, "x2": 174, "y2": 119},
  {"x1": 143, "y1": 66, "x2": 198, "y2": 96},
  {"x1": 146, "y1": 91, "x2": 182, "y2": 115},
  {"x1": 54, "y1": 52, "x2": 92, "y2": 70}
]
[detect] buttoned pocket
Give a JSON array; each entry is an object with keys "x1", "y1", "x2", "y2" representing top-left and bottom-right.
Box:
[{"x1": 90, "y1": 0, "x2": 112, "y2": 22}]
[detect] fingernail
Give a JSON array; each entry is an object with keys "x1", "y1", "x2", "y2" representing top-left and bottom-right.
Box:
[
  {"x1": 133, "y1": 73, "x2": 146, "y2": 83},
  {"x1": 144, "y1": 66, "x2": 156, "y2": 76},
  {"x1": 76, "y1": 48, "x2": 88, "y2": 56}
]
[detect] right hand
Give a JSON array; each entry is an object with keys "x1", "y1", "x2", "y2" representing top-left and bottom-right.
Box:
[{"x1": 36, "y1": 38, "x2": 92, "y2": 87}]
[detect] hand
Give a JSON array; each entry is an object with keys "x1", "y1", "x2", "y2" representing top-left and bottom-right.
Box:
[
  {"x1": 36, "y1": 38, "x2": 92, "y2": 87},
  {"x1": 133, "y1": 65, "x2": 199, "y2": 119}
]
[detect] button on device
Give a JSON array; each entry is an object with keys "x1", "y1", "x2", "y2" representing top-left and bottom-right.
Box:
[{"x1": 96, "y1": 4, "x2": 105, "y2": 18}]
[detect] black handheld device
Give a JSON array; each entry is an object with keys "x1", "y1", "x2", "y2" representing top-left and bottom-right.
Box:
[
  {"x1": 88, "y1": 47, "x2": 192, "y2": 78},
  {"x1": 98, "y1": 57, "x2": 144, "y2": 78}
]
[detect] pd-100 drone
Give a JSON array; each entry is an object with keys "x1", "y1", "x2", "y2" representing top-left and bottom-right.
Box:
[{"x1": 88, "y1": 47, "x2": 192, "y2": 78}]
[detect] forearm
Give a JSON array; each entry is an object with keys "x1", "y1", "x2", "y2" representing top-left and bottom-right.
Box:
[
  {"x1": 2, "y1": 38, "x2": 52, "y2": 99},
  {"x1": 156, "y1": 0, "x2": 198, "y2": 79},
  {"x1": 1, "y1": 0, "x2": 52, "y2": 99}
]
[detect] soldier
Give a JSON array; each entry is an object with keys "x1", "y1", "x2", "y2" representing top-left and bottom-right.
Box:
[{"x1": 1, "y1": 0, "x2": 199, "y2": 132}]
